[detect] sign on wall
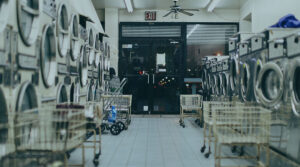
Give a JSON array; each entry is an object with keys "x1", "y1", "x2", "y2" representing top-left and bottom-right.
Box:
[{"x1": 145, "y1": 11, "x2": 156, "y2": 21}]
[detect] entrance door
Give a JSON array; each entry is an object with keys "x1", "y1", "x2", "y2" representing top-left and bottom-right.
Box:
[{"x1": 120, "y1": 39, "x2": 183, "y2": 114}]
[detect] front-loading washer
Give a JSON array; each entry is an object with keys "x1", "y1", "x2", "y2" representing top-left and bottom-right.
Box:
[
  {"x1": 219, "y1": 58, "x2": 230, "y2": 99},
  {"x1": 286, "y1": 32, "x2": 300, "y2": 117},
  {"x1": 256, "y1": 38, "x2": 289, "y2": 109},
  {"x1": 238, "y1": 39, "x2": 254, "y2": 102}
]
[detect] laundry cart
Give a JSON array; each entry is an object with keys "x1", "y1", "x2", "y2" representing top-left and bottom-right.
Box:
[
  {"x1": 4, "y1": 104, "x2": 87, "y2": 167},
  {"x1": 212, "y1": 105, "x2": 271, "y2": 167},
  {"x1": 179, "y1": 95, "x2": 203, "y2": 128},
  {"x1": 84, "y1": 101, "x2": 104, "y2": 166},
  {"x1": 102, "y1": 94, "x2": 132, "y2": 131},
  {"x1": 201, "y1": 101, "x2": 244, "y2": 158}
]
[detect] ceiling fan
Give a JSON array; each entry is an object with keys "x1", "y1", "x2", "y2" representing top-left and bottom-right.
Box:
[{"x1": 163, "y1": 0, "x2": 199, "y2": 18}]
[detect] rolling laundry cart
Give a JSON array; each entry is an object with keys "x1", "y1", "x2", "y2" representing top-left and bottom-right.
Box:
[
  {"x1": 4, "y1": 104, "x2": 87, "y2": 167},
  {"x1": 179, "y1": 95, "x2": 203, "y2": 128},
  {"x1": 201, "y1": 101, "x2": 244, "y2": 158},
  {"x1": 213, "y1": 105, "x2": 271, "y2": 167}
]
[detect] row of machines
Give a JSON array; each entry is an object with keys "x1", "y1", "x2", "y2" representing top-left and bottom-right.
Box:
[
  {"x1": 0, "y1": 0, "x2": 111, "y2": 166},
  {"x1": 201, "y1": 29, "x2": 300, "y2": 166}
]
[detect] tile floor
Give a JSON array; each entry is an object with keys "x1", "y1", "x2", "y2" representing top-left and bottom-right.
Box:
[{"x1": 69, "y1": 116, "x2": 253, "y2": 167}]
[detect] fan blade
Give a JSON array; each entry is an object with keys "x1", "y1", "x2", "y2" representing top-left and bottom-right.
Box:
[
  {"x1": 182, "y1": 9, "x2": 199, "y2": 11},
  {"x1": 163, "y1": 11, "x2": 173, "y2": 17},
  {"x1": 179, "y1": 9, "x2": 194, "y2": 16}
]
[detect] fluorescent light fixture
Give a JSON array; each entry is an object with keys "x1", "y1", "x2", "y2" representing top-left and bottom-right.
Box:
[
  {"x1": 124, "y1": 0, "x2": 133, "y2": 13},
  {"x1": 207, "y1": 0, "x2": 221, "y2": 12}
]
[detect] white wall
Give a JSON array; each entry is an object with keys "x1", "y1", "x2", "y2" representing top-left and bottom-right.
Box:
[
  {"x1": 119, "y1": 9, "x2": 240, "y2": 22},
  {"x1": 241, "y1": 0, "x2": 300, "y2": 33},
  {"x1": 104, "y1": 8, "x2": 119, "y2": 75}
]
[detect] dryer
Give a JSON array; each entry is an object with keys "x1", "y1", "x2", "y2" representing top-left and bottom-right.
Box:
[
  {"x1": 38, "y1": 0, "x2": 58, "y2": 104},
  {"x1": 201, "y1": 56, "x2": 216, "y2": 94},
  {"x1": 56, "y1": 1, "x2": 72, "y2": 103},
  {"x1": 68, "y1": 8, "x2": 81, "y2": 104},
  {"x1": 0, "y1": 0, "x2": 14, "y2": 156}
]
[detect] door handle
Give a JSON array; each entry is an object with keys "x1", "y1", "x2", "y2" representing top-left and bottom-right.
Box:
[{"x1": 152, "y1": 74, "x2": 155, "y2": 84}]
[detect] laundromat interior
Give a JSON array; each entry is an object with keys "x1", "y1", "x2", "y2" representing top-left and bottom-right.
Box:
[{"x1": 1, "y1": 0, "x2": 300, "y2": 166}]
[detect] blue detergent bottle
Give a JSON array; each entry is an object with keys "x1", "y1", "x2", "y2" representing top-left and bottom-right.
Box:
[{"x1": 108, "y1": 106, "x2": 117, "y2": 123}]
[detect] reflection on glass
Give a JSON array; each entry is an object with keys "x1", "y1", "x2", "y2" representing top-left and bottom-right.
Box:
[
  {"x1": 60, "y1": 5, "x2": 68, "y2": 31},
  {"x1": 262, "y1": 70, "x2": 280, "y2": 100},
  {"x1": 294, "y1": 67, "x2": 300, "y2": 102},
  {"x1": 58, "y1": 85, "x2": 68, "y2": 103}
]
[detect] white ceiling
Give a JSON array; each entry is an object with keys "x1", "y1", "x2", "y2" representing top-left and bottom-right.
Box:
[{"x1": 93, "y1": 0, "x2": 247, "y2": 10}]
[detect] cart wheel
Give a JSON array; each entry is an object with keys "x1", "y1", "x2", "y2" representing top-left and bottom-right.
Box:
[
  {"x1": 201, "y1": 145, "x2": 206, "y2": 153},
  {"x1": 124, "y1": 125, "x2": 128, "y2": 130},
  {"x1": 93, "y1": 158, "x2": 99, "y2": 166},
  {"x1": 116, "y1": 121, "x2": 126, "y2": 131},
  {"x1": 182, "y1": 124, "x2": 185, "y2": 128},
  {"x1": 179, "y1": 119, "x2": 183, "y2": 124},
  {"x1": 100, "y1": 124, "x2": 106, "y2": 133},
  {"x1": 110, "y1": 124, "x2": 121, "y2": 135},
  {"x1": 231, "y1": 146, "x2": 237, "y2": 153},
  {"x1": 204, "y1": 152, "x2": 210, "y2": 158}
]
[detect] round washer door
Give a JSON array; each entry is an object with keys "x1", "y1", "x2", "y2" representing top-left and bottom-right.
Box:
[
  {"x1": 0, "y1": 0, "x2": 10, "y2": 33},
  {"x1": 70, "y1": 14, "x2": 80, "y2": 61},
  {"x1": 57, "y1": 3, "x2": 70, "y2": 57},
  {"x1": 17, "y1": 0, "x2": 41, "y2": 46},
  {"x1": 256, "y1": 62, "x2": 284, "y2": 108},
  {"x1": 80, "y1": 45, "x2": 88, "y2": 87},
  {"x1": 240, "y1": 63, "x2": 251, "y2": 101},
  {"x1": 202, "y1": 69, "x2": 208, "y2": 91},
  {"x1": 230, "y1": 55, "x2": 239, "y2": 93},
  {"x1": 57, "y1": 83, "x2": 68, "y2": 103},
  {"x1": 15, "y1": 82, "x2": 39, "y2": 147},
  {"x1": 41, "y1": 24, "x2": 57, "y2": 87},
  {"x1": 290, "y1": 59, "x2": 300, "y2": 117},
  {"x1": 253, "y1": 59, "x2": 263, "y2": 103},
  {"x1": 87, "y1": 83, "x2": 95, "y2": 102},
  {"x1": 220, "y1": 73, "x2": 228, "y2": 96},
  {"x1": 70, "y1": 82, "x2": 80, "y2": 103},
  {"x1": 88, "y1": 29, "x2": 95, "y2": 65}
]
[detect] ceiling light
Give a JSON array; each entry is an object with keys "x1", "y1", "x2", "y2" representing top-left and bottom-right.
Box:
[{"x1": 124, "y1": 0, "x2": 133, "y2": 13}]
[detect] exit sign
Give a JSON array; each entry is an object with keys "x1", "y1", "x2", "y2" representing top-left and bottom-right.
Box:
[{"x1": 145, "y1": 11, "x2": 156, "y2": 21}]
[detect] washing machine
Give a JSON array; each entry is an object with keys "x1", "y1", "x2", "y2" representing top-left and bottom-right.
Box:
[
  {"x1": 68, "y1": 8, "x2": 82, "y2": 104},
  {"x1": 238, "y1": 39, "x2": 254, "y2": 102},
  {"x1": 228, "y1": 33, "x2": 254, "y2": 101},
  {"x1": 37, "y1": 0, "x2": 58, "y2": 104},
  {"x1": 249, "y1": 33, "x2": 268, "y2": 103},
  {"x1": 286, "y1": 32, "x2": 300, "y2": 117},
  {"x1": 256, "y1": 38, "x2": 289, "y2": 109},
  {"x1": 219, "y1": 58, "x2": 230, "y2": 99},
  {"x1": 0, "y1": 0, "x2": 14, "y2": 157},
  {"x1": 201, "y1": 56, "x2": 216, "y2": 93},
  {"x1": 215, "y1": 61, "x2": 223, "y2": 96},
  {"x1": 56, "y1": 1, "x2": 71, "y2": 102}
]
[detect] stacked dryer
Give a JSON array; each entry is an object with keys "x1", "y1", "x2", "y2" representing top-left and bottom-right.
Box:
[
  {"x1": 56, "y1": 0, "x2": 71, "y2": 104},
  {"x1": 68, "y1": 9, "x2": 81, "y2": 104},
  {"x1": 0, "y1": 0, "x2": 14, "y2": 160}
]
